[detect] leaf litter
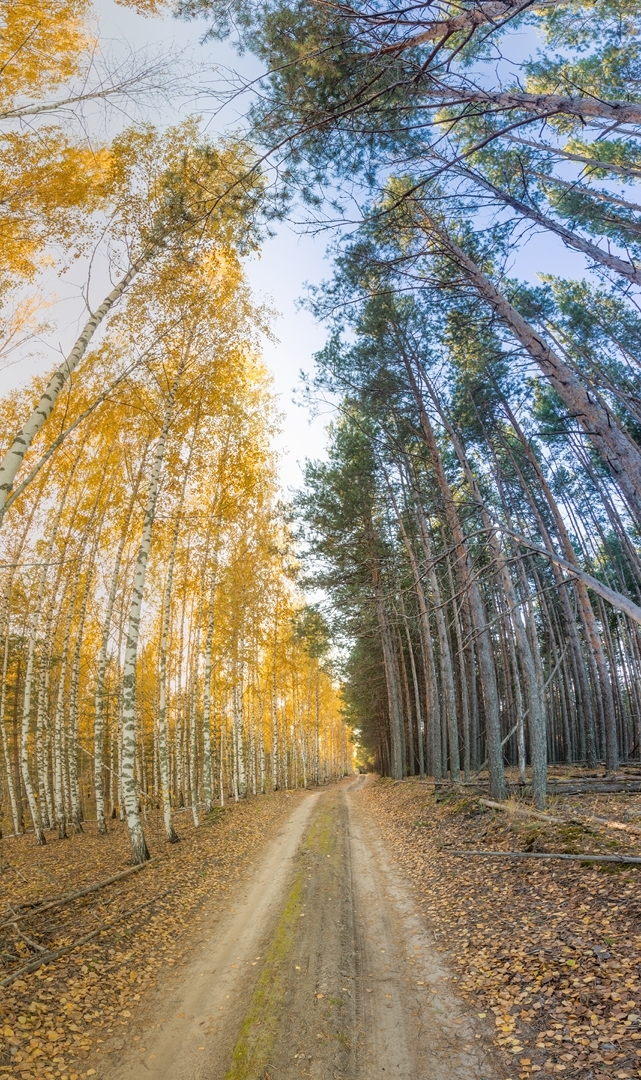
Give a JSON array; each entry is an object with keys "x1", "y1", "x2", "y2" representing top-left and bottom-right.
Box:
[
  {"x1": 0, "y1": 792, "x2": 303, "y2": 1080},
  {"x1": 365, "y1": 774, "x2": 641, "y2": 1080}
]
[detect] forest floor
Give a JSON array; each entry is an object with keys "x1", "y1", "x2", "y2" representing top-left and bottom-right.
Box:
[
  {"x1": 4, "y1": 773, "x2": 638, "y2": 1080},
  {"x1": 0, "y1": 790, "x2": 305, "y2": 1079},
  {"x1": 365, "y1": 771, "x2": 641, "y2": 1080}
]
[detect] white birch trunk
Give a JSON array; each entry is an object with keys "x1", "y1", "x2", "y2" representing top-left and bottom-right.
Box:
[
  {"x1": 175, "y1": 598, "x2": 187, "y2": 808},
  {"x1": 201, "y1": 559, "x2": 218, "y2": 813},
  {"x1": 231, "y1": 700, "x2": 239, "y2": 802},
  {"x1": 157, "y1": 430, "x2": 197, "y2": 840},
  {"x1": 233, "y1": 674, "x2": 246, "y2": 797},
  {"x1": 282, "y1": 707, "x2": 288, "y2": 790},
  {"x1": 120, "y1": 368, "x2": 182, "y2": 863},
  {"x1": 158, "y1": 565, "x2": 179, "y2": 842},
  {"x1": 68, "y1": 525, "x2": 102, "y2": 832},
  {"x1": 219, "y1": 713, "x2": 225, "y2": 806},
  {"x1": 21, "y1": 565, "x2": 50, "y2": 845},
  {"x1": 300, "y1": 716, "x2": 307, "y2": 789},
  {"x1": 315, "y1": 672, "x2": 320, "y2": 786},
  {"x1": 0, "y1": 260, "x2": 144, "y2": 524},
  {"x1": 271, "y1": 667, "x2": 279, "y2": 791},
  {"x1": 0, "y1": 633, "x2": 20, "y2": 834},
  {"x1": 189, "y1": 629, "x2": 201, "y2": 826},
  {"x1": 201, "y1": 618, "x2": 214, "y2": 814},
  {"x1": 53, "y1": 645, "x2": 69, "y2": 839},
  {"x1": 52, "y1": 558, "x2": 85, "y2": 837},
  {"x1": 259, "y1": 695, "x2": 266, "y2": 794},
  {"x1": 35, "y1": 505, "x2": 80, "y2": 831},
  {"x1": 249, "y1": 680, "x2": 256, "y2": 796},
  {"x1": 0, "y1": 523, "x2": 36, "y2": 837},
  {"x1": 95, "y1": 468, "x2": 144, "y2": 834},
  {"x1": 36, "y1": 664, "x2": 53, "y2": 828}
]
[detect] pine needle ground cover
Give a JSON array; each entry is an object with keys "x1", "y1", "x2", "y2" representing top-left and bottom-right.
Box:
[
  {"x1": 366, "y1": 776, "x2": 641, "y2": 1080},
  {"x1": 0, "y1": 791, "x2": 303, "y2": 1079}
]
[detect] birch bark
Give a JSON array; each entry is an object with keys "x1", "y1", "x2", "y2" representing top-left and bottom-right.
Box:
[
  {"x1": 120, "y1": 365, "x2": 183, "y2": 863},
  {"x1": 68, "y1": 518, "x2": 105, "y2": 831},
  {"x1": 201, "y1": 559, "x2": 217, "y2": 814},
  {"x1": 157, "y1": 547, "x2": 180, "y2": 841},
  {"x1": 259, "y1": 691, "x2": 266, "y2": 794},
  {"x1": 20, "y1": 466, "x2": 85, "y2": 843},
  {"x1": 94, "y1": 467, "x2": 144, "y2": 835},
  {"x1": 52, "y1": 538, "x2": 90, "y2": 838},
  {"x1": 0, "y1": 510, "x2": 39, "y2": 836},
  {"x1": 233, "y1": 669, "x2": 246, "y2": 797},
  {"x1": 0, "y1": 634, "x2": 20, "y2": 834},
  {"x1": 249, "y1": 677, "x2": 257, "y2": 794},
  {"x1": 0, "y1": 259, "x2": 145, "y2": 524},
  {"x1": 157, "y1": 426, "x2": 198, "y2": 839},
  {"x1": 272, "y1": 662, "x2": 280, "y2": 790}
]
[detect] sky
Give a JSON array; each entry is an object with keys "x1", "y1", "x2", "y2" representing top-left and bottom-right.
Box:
[{"x1": 0, "y1": 0, "x2": 609, "y2": 495}]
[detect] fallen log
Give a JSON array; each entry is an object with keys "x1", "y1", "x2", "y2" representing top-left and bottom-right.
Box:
[
  {"x1": 0, "y1": 890, "x2": 171, "y2": 988},
  {"x1": 409, "y1": 777, "x2": 641, "y2": 795},
  {"x1": 479, "y1": 799, "x2": 565, "y2": 824},
  {"x1": 547, "y1": 776, "x2": 641, "y2": 786},
  {"x1": 574, "y1": 813, "x2": 641, "y2": 836},
  {"x1": 545, "y1": 783, "x2": 641, "y2": 795},
  {"x1": 448, "y1": 850, "x2": 641, "y2": 864},
  {"x1": 11, "y1": 925, "x2": 46, "y2": 953},
  {"x1": 479, "y1": 798, "x2": 641, "y2": 836},
  {"x1": 0, "y1": 857, "x2": 158, "y2": 930}
]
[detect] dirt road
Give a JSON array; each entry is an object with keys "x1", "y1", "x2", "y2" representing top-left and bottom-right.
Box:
[{"x1": 107, "y1": 778, "x2": 498, "y2": 1080}]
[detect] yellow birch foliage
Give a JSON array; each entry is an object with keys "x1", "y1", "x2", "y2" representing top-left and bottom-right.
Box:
[
  {"x1": 0, "y1": 0, "x2": 91, "y2": 107},
  {"x1": 0, "y1": 129, "x2": 109, "y2": 289},
  {"x1": 0, "y1": 201, "x2": 348, "y2": 859},
  {"x1": 0, "y1": 0, "x2": 110, "y2": 298}
]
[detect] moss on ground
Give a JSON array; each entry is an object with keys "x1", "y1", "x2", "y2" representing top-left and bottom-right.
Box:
[{"x1": 225, "y1": 800, "x2": 340, "y2": 1080}]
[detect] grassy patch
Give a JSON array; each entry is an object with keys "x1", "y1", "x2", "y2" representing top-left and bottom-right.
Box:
[
  {"x1": 225, "y1": 868, "x2": 304, "y2": 1080},
  {"x1": 225, "y1": 800, "x2": 339, "y2": 1080},
  {"x1": 307, "y1": 804, "x2": 335, "y2": 856}
]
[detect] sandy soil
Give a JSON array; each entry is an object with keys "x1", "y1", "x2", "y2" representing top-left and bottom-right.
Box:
[{"x1": 105, "y1": 778, "x2": 501, "y2": 1080}]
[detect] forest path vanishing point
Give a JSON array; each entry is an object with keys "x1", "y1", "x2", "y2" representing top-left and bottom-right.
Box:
[{"x1": 107, "y1": 777, "x2": 498, "y2": 1080}]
